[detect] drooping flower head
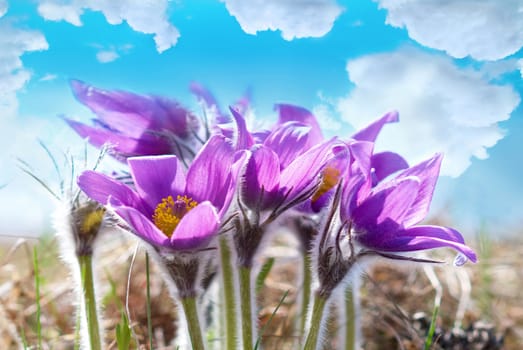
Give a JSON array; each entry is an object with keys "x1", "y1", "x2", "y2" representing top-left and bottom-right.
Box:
[
  {"x1": 341, "y1": 153, "x2": 477, "y2": 264},
  {"x1": 65, "y1": 80, "x2": 200, "y2": 161},
  {"x1": 77, "y1": 135, "x2": 237, "y2": 250}
]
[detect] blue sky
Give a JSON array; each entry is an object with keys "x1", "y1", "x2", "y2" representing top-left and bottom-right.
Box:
[{"x1": 1, "y1": 0, "x2": 522, "y2": 238}]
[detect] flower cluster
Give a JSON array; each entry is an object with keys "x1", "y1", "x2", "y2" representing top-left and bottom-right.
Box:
[{"x1": 67, "y1": 80, "x2": 476, "y2": 350}]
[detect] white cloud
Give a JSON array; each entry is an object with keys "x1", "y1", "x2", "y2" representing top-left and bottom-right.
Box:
[
  {"x1": 0, "y1": 23, "x2": 48, "y2": 120},
  {"x1": 39, "y1": 73, "x2": 57, "y2": 81},
  {"x1": 0, "y1": 0, "x2": 8, "y2": 18},
  {"x1": 375, "y1": 0, "x2": 523, "y2": 61},
  {"x1": 312, "y1": 104, "x2": 342, "y2": 132},
  {"x1": 37, "y1": 0, "x2": 179, "y2": 53},
  {"x1": 221, "y1": 0, "x2": 343, "y2": 40},
  {"x1": 96, "y1": 49, "x2": 119, "y2": 63},
  {"x1": 0, "y1": 22, "x2": 50, "y2": 235},
  {"x1": 337, "y1": 47, "x2": 520, "y2": 177}
]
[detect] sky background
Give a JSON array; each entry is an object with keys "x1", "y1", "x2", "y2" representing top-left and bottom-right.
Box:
[{"x1": 1, "y1": 0, "x2": 522, "y2": 238}]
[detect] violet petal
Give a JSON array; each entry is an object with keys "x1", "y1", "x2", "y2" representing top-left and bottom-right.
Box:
[
  {"x1": 396, "y1": 154, "x2": 443, "y2": 227},
  {"x1": 352, "y1": 111, "x2": 398, "y2": 142},
  {"x1": 110, "y1": 200, "x2": 171, "y2": 247},
  {"x1": 186, "y1": 135, "x2": 234, "y2": 211},
  {"x1": 77, "y1": 170, "x2": 145, "y2": 211},
  {"x1": 241, "y1": 146, "x2": 280, "y2": 210},
  {"x1": 353, "y1": 176, "x2": 420, "y2": 231},
  {"x1": 264, "y1": 122, "x2": 310, "y2": 169},
  {"x1": 383, "y1": 225, "x2": 477, "y2": 262},
  {"x1": 127, "y1": 155, "x2": 185, "y2": 209},
  {"x1": 275, "y1": 104, "x2": 323, "y2": 149},
  {"x1": 371, "y1": 151, "x2": 409, "y2": 185},
  {"x1": 170, "y1": 201, "x2": 220, "y2": 250}
]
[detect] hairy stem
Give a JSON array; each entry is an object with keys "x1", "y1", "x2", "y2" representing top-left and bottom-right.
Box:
[
  {"x1": 219, "y1": 236, "x2": 238, "y2": 349},
  {"x1": 303, "y1": 292, "x2": 329, "y2": 350},
  {"x1": 344, "y1": 286, "x2": 356, "y2": 350},
  {"x1": 78, "y1": 254, "x2": 102, "y2": 350},
  {"x1": 300, "y1": 253, "x2": 312, "y2": 339},
  {"x1": 239, "y1": 266, "x2": 254, "y2": 350},
  {"x1": 180, "y1": 296, "x2": 206, "y2": 350}
]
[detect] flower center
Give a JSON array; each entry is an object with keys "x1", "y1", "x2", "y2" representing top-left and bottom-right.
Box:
[
  {"x1": 152, "y1": 195, "x2": 198, "y2": 237},
  {"x1": 312, "y1": 166, "x2": 341, "y2": 202}
]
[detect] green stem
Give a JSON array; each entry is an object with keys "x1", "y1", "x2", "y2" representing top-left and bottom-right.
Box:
[
  {"x1": 300, "y1": 253, "x2": 312, "y2": 339},
  {"x1": 344, "y1": 287, "x2": 356, "y2": 350},
  {"x1": 303, "y1": 293, "x2": 329, "y2": 350},
  {"x1": 145, "y1": 253, "x2": 153, "y2": 350},
  {"x1": 180, "y1": 296, "x2": 206, "y2": 350},
  {"x1": 219, "y1": 236, "x2": 238, "y2": 349},
  {"x1": 78, "y1": 254, "x2": 102, "y2": 350},
  {"x1": 239, "y1": 266, "x2": 254, "y2": 350}
]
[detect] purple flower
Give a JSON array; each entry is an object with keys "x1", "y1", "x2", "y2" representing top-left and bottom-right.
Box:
[
  {"x1": 65, "y1": 80, "x2": 199, "y2": 160},
  {"x1": 342, "y1": 153, "x2": 477, "y2": 263},
  {"x1": 233, "y1": 110, "x2": 336, "y2": 215},
  {"x1": 77, "y1": 135, "x2": 237, "y2": 250}
]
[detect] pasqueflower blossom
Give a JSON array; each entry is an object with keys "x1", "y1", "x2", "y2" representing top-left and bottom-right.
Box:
[
  {"x1": 66, "y1": 80, "x2": 200, "y2": 160},
  {"x1": 77, "y1": 135, "x2": 236, "y2": 250},
  {"x1": 342, "y1": 153, "x2": 477, "y2": 263}
]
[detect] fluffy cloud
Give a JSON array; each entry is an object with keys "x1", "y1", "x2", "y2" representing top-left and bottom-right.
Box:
[
  {"x1": 37, "y1": 0, "x2": 179, "y2": 53},
  {"x1": 0, "y1": 23, "x2": 48, "y2": 120},
  {"x1": 0, "y1": 21, "x2": 50, "y2": 234},
  {"x1": 221, "y1": 0, "x2": 343, "y2": 40},
  {"x1": 96, "y1": 49, "x2": 119, "y2": 63},
  {"x1": 337, "y1": 47, "x2": 520, "y2": 177},
  {"x1": 0, "y1": 0, "x2": 7, "y2": 18},
  {"x1": 375, "y1": 0, "x2": 523, "y2": 61}
]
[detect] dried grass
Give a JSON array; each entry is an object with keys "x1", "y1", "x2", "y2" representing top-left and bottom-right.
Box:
[{"x1": 1, "y1": 230, "x2": 521, "y2": 349}]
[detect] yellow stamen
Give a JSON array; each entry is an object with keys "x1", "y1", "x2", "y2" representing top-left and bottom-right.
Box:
[
  {"x1": 312, "y1": 166, "x2": 341, "y2": 202},
  {"x1": 79, "y1": 207, "x2": 105, "y2": 236},
  {"x1": 152, "y1": 195, "x2": 198, "y2": 237}
]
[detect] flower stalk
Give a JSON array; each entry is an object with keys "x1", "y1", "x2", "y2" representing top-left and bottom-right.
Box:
[
  {"x1": 218, "y1": 236, "x2": 238, "y2": 349},
  {"x1": 180, "y1": 296, "x2": 206, "y2": 350},
  {"x1": 300, "y1": 253, "x2": 312, "y2": 339},
  {"x1": 303, "y1": 292, "x2": 329, "y2": 350},
  {"x1": 78, "y1": 254, "x2": 102, "y2": 350},
  {"x1": 344, "y1": 286, "x2": 356, "y2": 350},
  {"x1": 239, "y1": 266, "x2": 254, "y2": 350}
]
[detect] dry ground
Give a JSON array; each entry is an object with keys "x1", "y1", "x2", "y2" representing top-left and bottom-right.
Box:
[{"x1": 0, "y1": 229, "x2": 521, "y2": 349}]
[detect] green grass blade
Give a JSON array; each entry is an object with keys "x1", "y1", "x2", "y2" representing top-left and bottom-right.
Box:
[
  {"x1": 255, "y1": 257, "x2": 275, "y2": 293},
  {"x1": 254, "y1": 290, "x2": 289, "y2": 350},
  {"x1": 116, "y1": 310, "x2": 131, "y2": 350},
  {"x1": 423, "y1": 305, "x2": 439, "y2": 350}
]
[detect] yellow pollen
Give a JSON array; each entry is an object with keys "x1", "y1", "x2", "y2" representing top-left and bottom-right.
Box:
[
  {"x1": 152, "y1": 195, "x2": 198, "y2": 237},
  {"x1": 312, "y1": 166, "x2": 341, "y2": 202},
  {"x1": 80, "y1": 207, "x2": 105, "y2": 236}
]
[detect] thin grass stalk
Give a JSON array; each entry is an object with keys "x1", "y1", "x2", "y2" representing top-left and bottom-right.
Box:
[
  {"x1": 239, "y1": 266, "x2": 254, "y2": 350},
  {"x1": 78, "y1": 254, "x2": 102, "y2": 350},
  {"x1": 303, "y1": 293, "x2": 329, "y2": 350},
  {"x1": 145, "y1": 252, "x2": 154, "y2": 350},
  {"x1": 33, "y1": 246, "x2": 42, "y2": 350},
  {"x1": 179, "y1": 296, "x2": 206, "y2": 350},
  {"x1": 218, "y1": 236, "x2": 238, "y2": 349}
]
